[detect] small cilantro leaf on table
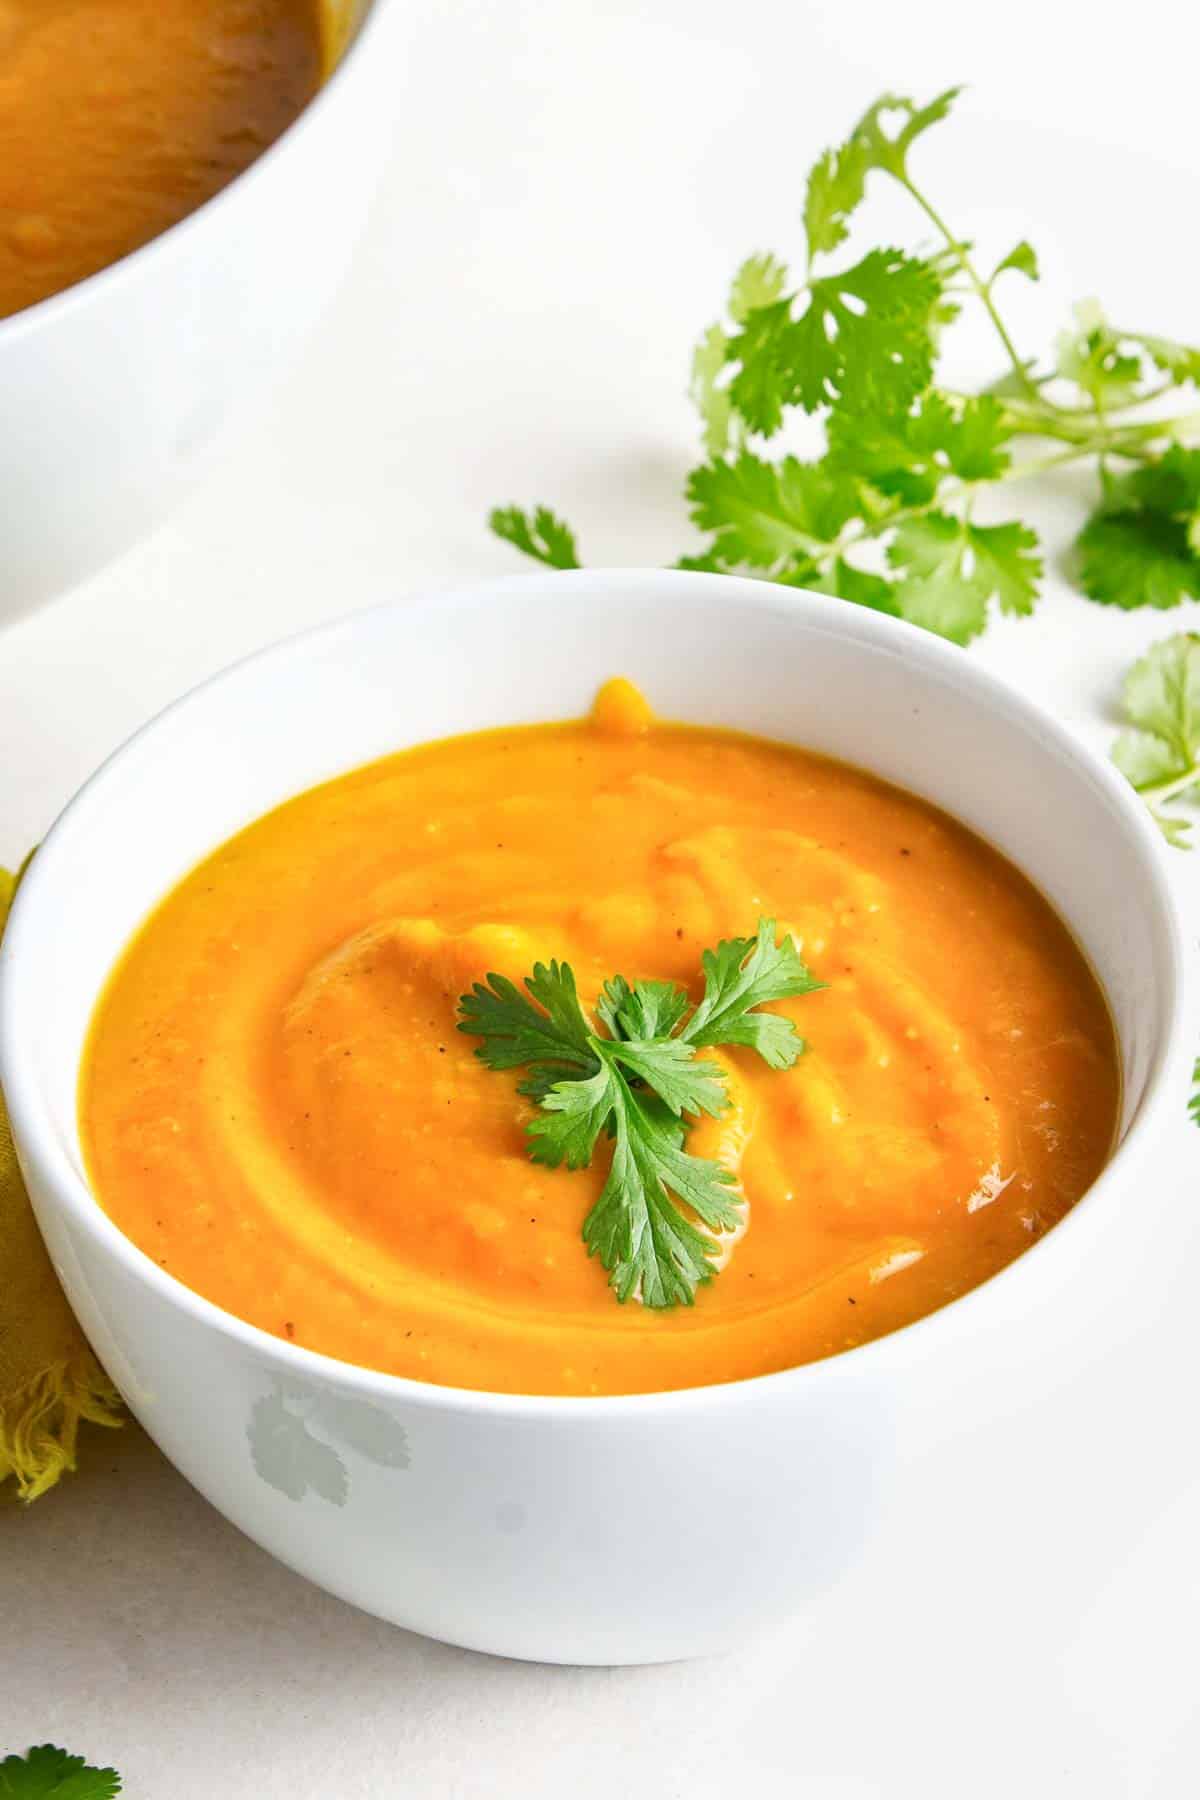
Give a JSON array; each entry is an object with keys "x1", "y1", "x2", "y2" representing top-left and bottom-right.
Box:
[
  {"x1": 1110, "y1": 633, "x2": 1200, "y2": 845},
  {"x1": 458, "y1": 921, "x2": 823, "y2": 1307},
  {"x1": 0, "y1": 1746, "x2": 121, "y2": 1799},
  {"x1": 488, "y1": 85, "x2": 1200, "y2": 645}
]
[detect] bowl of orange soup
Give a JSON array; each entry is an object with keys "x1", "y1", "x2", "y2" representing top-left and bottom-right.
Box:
[
  {"x1": 0, "y1": 571, "x2": 1186, "y2": 1663},
  {"x1": 0, "y1": 0, "x2": 398, "y2": 617}
]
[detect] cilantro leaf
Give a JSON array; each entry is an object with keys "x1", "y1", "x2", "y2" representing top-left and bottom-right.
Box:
[
  {"x1": 488, "y1": 505, "x2": 580, "y2": 570},
  {"x1": 581, "y1": 1089, "x2": 741, "y2": 1307},
  {"x1": 802, "y1": 251, "x2": 943, "y2": 417},
  {"x1": 827, "y1": 392, "x2": 1012, "y2": 503},
  {"x1": 1077, "y1": 511, "x2": 1200, "y2": 611},
  {"x1": 528, "y1": 1062, "x2": 621, "y2": 1170},
  {"x1": 1079, "y1": 449, "x2": 1200, "y2": 611},
  {"x1": 1110, "y1": 726, "x2": 1184, "y2": 790},
  {"x1": 887, "y1": 513, "x2": 1041, "y2": 643},
  {"x1": 804, "y1": 139, "x2": 869, "y2": 262},
  {"x1": 458, "y1": 961, "x2": 598, "y2": 1101},
  {"x1": 728, "y1": 253, "x2": 789, "y2": 324},
  {"x1": 682, "y1": 918, "x2": 822, "y2": 1067},
  {"x1": 848, "y1": 88, "x2": 962, "y2": 179},
  {"x1": 1126, "y1": 447, "x2": 1200, "y2": 554},
  {"x1": 887, "y1": 512, "x2": 987, "y2": 643},
  {"x1": 459, "y1": 919, "x2": 822, "y2": 1306},
  {"x1": 1190, "y1": 1058, "x2": 1200, "y2": 1126},
  {"x1": 1110, "y1": 633, "x2": 1200, "y2": 844},
  {"x1": 686, "y1": 452, "x2": 860, "y2": 568},
  {"x1": 1135, "y1": 332, "x2": 1200, "y2": 389},
  {"x1": 826, "y1": 405, "x2": 945, "y2": 506},
  {"x1": 712, "y1": 257, "x2": 798, "y2": 439},
  {"x1": 1155, "y1": 812, "x2": 1195, "y2": 850},
  {"x1": 724, "y1": 299, "x2": 798, "y2": 438},
  {"x1": 802, "y1": 89, "x2": 959, "y2": 265},
  {"x1": 672, "y1": 548, "x2": 727, "y2": 574},
  {"x1": 965, "y1": 520, "x2": 1042, "y2": 617},
  {"x1": 993, "y1": 240, "x2": 1039, "y2": 284},
  {"x1": 941, "y1": 397, "x2": 1017, "y2": 482},
  {"x1": 606, "y1": 1037, "x2": 728, "y2": 1119},
  {"x1": 1056, "y1": 301, "x2": 1146, "y2": 410},
  {"x1": 792, "y1": 556, "x2": 900, "y2": 615},
  {"x1": 596, "y1": 976, "x2": 691, "y2": 1041},
  {"x1": 1119, "y1": 629, "x2": 1200, "y2": 757},
  {"x1": 0, "y1": 1746, "x2": 121, "y2": 1799},
  {"x1": 689, "y1": 324, "x2": 733, "y2": 459},
  {"x1": 724, "y1": 250, "x2": 943, "y2": 433}
]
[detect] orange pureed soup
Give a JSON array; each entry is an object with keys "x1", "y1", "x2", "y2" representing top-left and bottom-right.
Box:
[
  {"x1": 0, "y1": 0, "x2": 326, "y2": 319},
  {"x1": 80, "y1": 681, "x2": 1121, "y2": 1396}
]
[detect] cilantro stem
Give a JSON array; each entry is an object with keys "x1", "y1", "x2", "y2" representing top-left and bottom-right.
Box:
[
  {"x1": 1000, "y1": 404, "x2": 1200, "y2": 458},
  {"x1": 896, "y1": 176, "x2": 1041, "y2": 404},
  {"x1": 818, "y1": 441, "x2": 1118, "y2": 572},
  {"x1": 990, "y1": 386, "x2": 1175, "y2": 419}
]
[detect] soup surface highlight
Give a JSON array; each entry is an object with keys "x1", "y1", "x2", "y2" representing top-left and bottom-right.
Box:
[
  {"x1": 0, "y1": 0, "x2": 324, "y2": 319},
  {"x1": 80, "y1": 682, "x2": 1120, "y2": 1396}
]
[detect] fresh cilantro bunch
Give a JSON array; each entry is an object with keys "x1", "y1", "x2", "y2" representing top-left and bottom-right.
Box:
[
  {"x1": 458, "y1": 920, "x2": 822, "y2": 1307},
  {"x1": 0, "y1": 1746, "x2": 120, "y2": 1798},
  {"x1": 490, "y1": 89, "x2": 1200, "y2": 645}
]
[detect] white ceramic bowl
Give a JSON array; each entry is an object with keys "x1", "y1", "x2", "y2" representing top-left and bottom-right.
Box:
[
  {"x1": 0, "y1": 571, "x2": 1188, "y2": 1664},
  {"x1": 0, "y1": 0, "x2": 398, "y2": 620}
]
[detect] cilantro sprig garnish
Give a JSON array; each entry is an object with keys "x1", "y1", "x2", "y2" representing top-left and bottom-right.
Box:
[
  {"x1": 457, "y1": 920, "x2": 822, "y2": 1307},
  {"x1": 0, "y1": 1745, "x2": 121, "y2": 1798},
  {"x1": 489, "y1": 88, "x2": 1200, "y2": 644}
]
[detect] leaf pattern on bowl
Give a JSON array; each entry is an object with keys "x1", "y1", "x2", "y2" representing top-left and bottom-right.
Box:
[{"x1": 247, "y1": 1378, "x2": 411, "y2": 1505}]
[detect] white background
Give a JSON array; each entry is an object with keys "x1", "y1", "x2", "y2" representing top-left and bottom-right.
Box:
[{"x1": 4, "y1": 1, "x2": 1200, "y2": 1793}]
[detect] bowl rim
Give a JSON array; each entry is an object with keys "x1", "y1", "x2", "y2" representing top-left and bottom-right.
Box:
[
  {"x1": 0, "y1": 568, "x2": 1190, "y2": 1420},
  {"x1": 0, "y1": 0, "x2": 393, "y2": 345}
]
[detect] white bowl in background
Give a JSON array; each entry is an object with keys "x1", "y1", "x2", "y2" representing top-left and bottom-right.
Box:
[
  {"x1": 0, "y1": 0, "x2": 397, "y2": 621},
  {"x1": 0, "y1": 570, "x2": 1187, "y2": 1663}
]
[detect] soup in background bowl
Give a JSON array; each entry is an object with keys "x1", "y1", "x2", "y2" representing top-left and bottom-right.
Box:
[
  {"x1": 0, "y1": 0, "x2": 398, "y2": 617},
  {"x1": 0, "y1": 572, "x2": 1186, "y2": 1663},
  {"x1": 1, "y1": 0, "x2": 326, "y2": 320}
]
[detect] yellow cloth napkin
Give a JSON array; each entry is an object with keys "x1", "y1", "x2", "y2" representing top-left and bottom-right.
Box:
[{"x1": 0, "y1": 862, "x2": 123, "y2": 1500}]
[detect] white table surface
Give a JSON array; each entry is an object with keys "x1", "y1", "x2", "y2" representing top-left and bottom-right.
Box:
[{"x1": 4, "y1": 2, "x2": 1200, "y2": 1793}]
